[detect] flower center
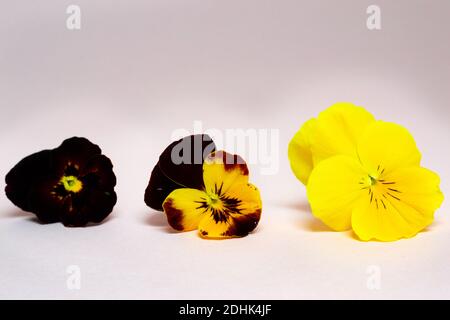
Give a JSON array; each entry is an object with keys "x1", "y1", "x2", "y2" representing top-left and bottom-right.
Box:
[
  {"x1": 195, "y1": 185, "x2": 243, "y2": 224},
  {"x1": 206, "y1": 193, "x2": 224, "y2": 210},
  {"x1": 60, "y1": 175, "x2": 83, "y2": 193},
  {"x1": 359, "y1": 165, "x2": 402, "y2": 210}
]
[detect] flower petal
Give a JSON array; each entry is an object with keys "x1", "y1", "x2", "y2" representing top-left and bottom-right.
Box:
[
  {"x1": 198, "y1": 183, "x2": 262, "y2": 239},
  {"x1": 384, "y1": 166, "x2": 444, "y2": 216},
  {"x1": 202, "y1": 151, "x2": 249, "y2": 195},
  {"x1": 352, "y1": 166, "x2": 443, "y2": 241},
  {"x1": 144, "y1": 164, "x2": 184, "y2": 211},
  {"x1": 162, "y1": 188, "x2": 209, "y2": 231},
  {"x1": 357, "y1": 121, "x2": 421, "y2": 175},
  {"x1": 5, "y1": 149, "x2": 54, "y2": 212},
  {"x1": 351, "y1": 197, "x2": 418, "y2": 241},
  {"x1": 158, "y1": 134, "x2": 216, "y2": 190},
  {"x1": 145, "y1": 134, "x2": 216, "y2": 211},
  {"x1": 288, "y1": 118, "x2": 316, "y2": 185},
  {"x1": 307, "y1": 155, "x2": 366, "y2": 231},
  {"x1": 52, "y1": 137, "x2": 102, "y2": 176},
  {"x1": 310, "y1": 102, "x2": 375, "y2": 165}
]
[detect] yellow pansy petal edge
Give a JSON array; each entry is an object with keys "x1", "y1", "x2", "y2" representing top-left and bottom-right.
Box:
[
  {"x1": 307, "y1": 121, "x2": 444, "y2": 241},
  {"x1": 163, "y1": 151, "x2": 262, "y2": 239},
  {"x1": 288, "y1": 102, "x2": 375, "y2": 185},
  {"x1": 288, "y1": 118, "x2": 316, "y2": 185}
]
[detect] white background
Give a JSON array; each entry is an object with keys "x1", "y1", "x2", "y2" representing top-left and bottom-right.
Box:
[{"x1": 1, "y1": 0, "x2": 449, "y2": 299}]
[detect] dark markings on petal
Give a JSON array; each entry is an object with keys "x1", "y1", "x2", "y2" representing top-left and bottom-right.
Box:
[
  {"x1": 387, "y1": 192, "x2": 401, "y2": 201},
  {"x1": 380, "y1": 199, "x2": 387, "y2": 209},
  {"x1": 382, "y1": 181, "x2": 396, "y2": 185},
  {"x1": 375, "y1": 198, "x2": 379, "y2": 210},
  {"x1": 222, "y1": 209, "x2": 262, "y2": 237},
  {"x1": 214, "y1": 182, "x2": 225, "y2": 196},
  {"x1": 210, "y1": 208, "x2": 229, "y2": 224},
  {"x1": 200, "y1": 230, "x2": 208, "y2": 236},
  {"x1": 210, "y1": 151, "x2": 249, "y2": 176},
  {"x1": 387, "y1": 188, "x2": 401, "y2": 193},
  {"x1": 194, "y1": 200, "x2": 210, "y2": 214},
  {"x1": 162, "y1": 198, "x2": 184, "y2": 231}
]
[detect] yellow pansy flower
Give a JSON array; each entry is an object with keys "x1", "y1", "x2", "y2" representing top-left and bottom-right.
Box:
[
  {"x1": 162, "y1": 151, "x2": 262, "y2": 239},
  {"x1": 288, "y1": 102, "x2": 375, "y2": 185},
  {"x1": 307, "y1": 121, "x2": 444, "y2": 241}
]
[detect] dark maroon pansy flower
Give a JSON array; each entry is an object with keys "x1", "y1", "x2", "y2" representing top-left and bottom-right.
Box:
[
  {"x1": 5, "y1": 137, "x2": 117, "y2": 227},
  {"x1": 144, "y1": 134, "x2": 216, "y2": 211}
]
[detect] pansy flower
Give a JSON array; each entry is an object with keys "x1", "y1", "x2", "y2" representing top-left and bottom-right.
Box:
[
  {"x1": 162, "y1": 151, "x2": 262, "y2": 239},
  {"x1": 307, "y1": 121, "x2": 443, "y2": 241},
  {"x1": 289, "y1": 103, "x2": 443, "y2": 241},
  {"x1": 5, "y1": 137, "x2": 117, "y2": 227}
]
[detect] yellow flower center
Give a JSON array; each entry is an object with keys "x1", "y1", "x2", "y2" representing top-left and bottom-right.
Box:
[
  {"x1": 60, "y1": 175, "x2": 83, "y2": 193},
  {"x1": 206, "y1": 193, "x2": 224, "y2": 210}
]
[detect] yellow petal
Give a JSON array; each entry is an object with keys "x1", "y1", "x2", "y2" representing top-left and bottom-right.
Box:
[
  {"x1": 352, "y1": 166, "x2": 443, "y2": 241},
  {"x1": 288, "y1": 118, "x2": 316, "y2": 185},
  {"x1": 162, "y1": 188, "x2": 209, "y2": 231},
  {"x1": 310, "y1": 102, "x2": 375, "y2": 165},
  {"x1": 203, "y1": 151, "x2": 249, "y2": 196},
  {"x1": 307, "y1": 155, "x2": 366, "y2": 231},
  {"x1": 357, "y1": 121, "x2": 421, "y2": 176},
  {"x1": 384, "y1": 166, "x2": 444, "y2": 216},
  {"x1": 198, "y1": 183, "x2": 262, "y2": 239}
]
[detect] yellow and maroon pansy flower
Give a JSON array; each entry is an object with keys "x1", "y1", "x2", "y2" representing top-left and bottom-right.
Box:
[{"x1": 162, "y1": 151, "x2": 262, "y2": 239}]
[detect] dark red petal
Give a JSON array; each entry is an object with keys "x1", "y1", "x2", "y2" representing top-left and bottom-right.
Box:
[
  {"x1": 52, "y1": 137, "x2": 102, "y2": 176},
  {"x1": 60, "y1": 187, "x2": 117, "y2": 227},
  {"x1": 5, "y1": 149, "x2": 54, "y2": 212},
  {"x1": 158, "y1": 134, "x2": 216, "y2": 189},
  {"x1": 81, "y1": 154, "x2": 117, "y2": 189},
  {"x1": 27, "y1": 177, "x2": 66, "y2": 224},
  {"x1": 144, "y1": 164, "x2": 183, "y2": 211},
  {"x1": 144, "y1": 134, "x2": 215, "y2": 211}
]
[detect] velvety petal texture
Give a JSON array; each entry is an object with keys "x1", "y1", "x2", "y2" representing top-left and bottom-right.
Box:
[
  {"x1": 145, "y1": 134, "x2": 216, "y2": 211},
  {"x1": 5, "y1": 137, "x2": 117, "y2": 227},
  {"x1": 162, "y1": 150, "x2": 262, "y2": 239}
]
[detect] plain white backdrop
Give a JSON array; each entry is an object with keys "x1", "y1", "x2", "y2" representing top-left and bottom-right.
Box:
[{"x1": 0, "y1": 0, "x2": 449, "y2": 299}]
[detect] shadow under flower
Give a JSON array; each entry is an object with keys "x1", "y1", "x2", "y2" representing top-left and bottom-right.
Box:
[
  {"x1": 143, "y1": 210, "x2": 179, "y2": 234},
  {"x1": 285, "y1": 200, "x2": 335, "y2": 233},
  {"x1": 2, "y1": 207, "x2": 116, "y2": 227},
  {"x1": 301, "y1": 218, "x2": 333, "y2": 232},
  {"x1": 1, "y1": 208, "x2": 31, "y2": 219}
]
